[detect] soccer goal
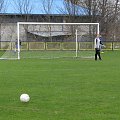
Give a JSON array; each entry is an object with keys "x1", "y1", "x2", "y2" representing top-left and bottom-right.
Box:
[{"x1": 0, "y1": 22, "x2": 99, "y2": 59}]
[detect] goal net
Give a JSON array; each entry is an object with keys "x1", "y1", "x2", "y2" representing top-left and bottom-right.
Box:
[{"x1": 0, "y1": 22, "x2": 99, "y2": 59}]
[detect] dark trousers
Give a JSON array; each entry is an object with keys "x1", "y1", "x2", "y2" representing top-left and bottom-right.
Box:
[{"x1": 95, "y1": 48, "x2": 102, "y2": 60}]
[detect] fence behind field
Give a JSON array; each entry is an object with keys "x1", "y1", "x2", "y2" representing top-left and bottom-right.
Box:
[{"x1": 0, "y1": 41, "x2": 120, "y2": 51}]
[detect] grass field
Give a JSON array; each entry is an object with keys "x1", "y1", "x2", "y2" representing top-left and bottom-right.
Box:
[{"x1": 0, "y1": 51, "x2": 120, "y2": 120}]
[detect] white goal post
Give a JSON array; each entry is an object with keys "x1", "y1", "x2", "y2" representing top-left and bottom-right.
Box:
[
  {"x1": 0, "y1": 22, "x2": 99, "y2": 60},
  {"x1": 16, "y1": 22, "x2": 99, "y2": 59}
]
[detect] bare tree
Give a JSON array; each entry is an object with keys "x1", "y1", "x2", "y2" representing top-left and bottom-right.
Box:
[
  {"x1": 59, "y1": 0, "x2": 80, "y2": 22},
  {"x1": 0, "y1": 0, "x2": 7, "y2": 43},
  {"x1": 57, "y1": 0, "x2": 81, "y2": 41},
  {"x1": 42, "y1": 0, "x2": 54, "y2": 41},
  {"x1": 12, "y1": 0, "x2": 33, "y2": 23},
  {"x1": 42, "y1": 0, "x2": 53, "y2": 14},
  {"x1": 0, "y1": 0, "x2": 7, "y2": 13},
  {"x1": 12, "y1": 0, "x2": 33, "y2": 14},
  {"x1": 0, "y1": 0, "x2": 6, "y2": 23},
  {"x1": 110, "y1": 0, "x2": 120, "y2": 41},
  {"x1": 63, "y1": 0, "x2": 120, "y2": 41},
  {"x1": 77, "y1": 0, "x2": 120, "y2": 40},
  {"x1": 12, "y1": 0, "x2": 34, "y2": 41}
]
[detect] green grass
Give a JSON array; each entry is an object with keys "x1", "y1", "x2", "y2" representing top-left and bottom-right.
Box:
[
  {"x1": 0, "y1": 50, "x2": 95, "y2": 59},
  {"x1": 0, "y1": 51, "x2": 120, "y2": 120}
]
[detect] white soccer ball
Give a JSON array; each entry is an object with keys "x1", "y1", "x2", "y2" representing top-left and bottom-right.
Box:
[{"x1": 20, "y1": 94, "x2": 30, "y2": 102}]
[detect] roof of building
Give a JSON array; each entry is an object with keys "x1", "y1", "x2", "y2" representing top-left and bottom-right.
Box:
[{"x1": 4, "y1": 0, "x2": 87, "y2": 15}]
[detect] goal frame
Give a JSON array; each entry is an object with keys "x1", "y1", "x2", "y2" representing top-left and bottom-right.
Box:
[{"x1": 17, "y1": 22, "x2": 100, "y2": 59}]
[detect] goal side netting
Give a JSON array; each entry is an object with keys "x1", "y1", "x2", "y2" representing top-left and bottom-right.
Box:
[{"x1": 0, "y1": 22, "x2": 99, "y2": 59}]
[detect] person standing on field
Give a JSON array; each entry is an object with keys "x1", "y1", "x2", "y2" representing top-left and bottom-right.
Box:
[
  {"x1": 15, "y1": 40, "x2": 21, "y2": 52},
  {"x1": 94, "y1": 35, "x2": 105, "y2": 60}
]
